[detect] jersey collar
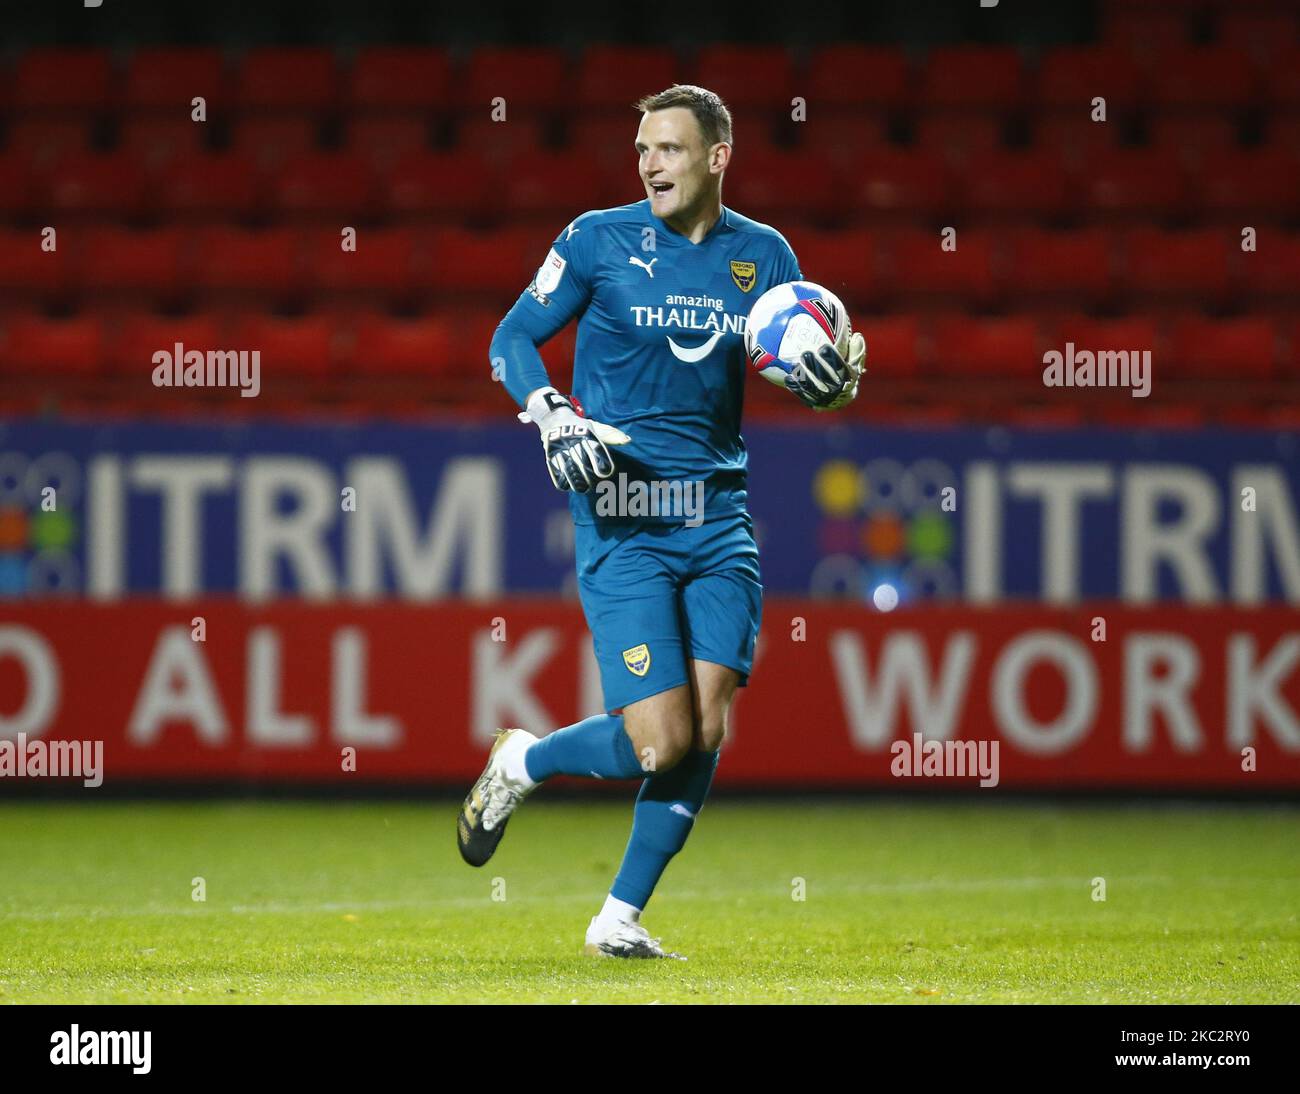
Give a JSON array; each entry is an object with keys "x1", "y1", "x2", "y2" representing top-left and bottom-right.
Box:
[{"x1": 647, "y1": 201, "x2": 731, "y2": 247}]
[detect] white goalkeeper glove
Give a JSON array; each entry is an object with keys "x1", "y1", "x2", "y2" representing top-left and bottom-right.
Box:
[
  {"x1": 786, "y1": 331, "x2": 867, "y2": 412},
  {"x1": 518, "y1": 386, "x2": 631, "y2": 493}
]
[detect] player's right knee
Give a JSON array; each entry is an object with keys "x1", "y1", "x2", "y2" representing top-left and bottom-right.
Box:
[
  {"x1": 651, "y1": 732, "x2": 692, "y2": 772},
  {"x1": 625, "y1": 721, "x2": 693, "y2": 774},
  {"x1": 622, "y1": 686, "x2": 694, "y2": 773}
]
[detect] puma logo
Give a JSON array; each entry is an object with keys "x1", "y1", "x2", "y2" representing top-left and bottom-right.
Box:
[{"x1": 628, "y1": 256, "x2": 658, "y2": 278}]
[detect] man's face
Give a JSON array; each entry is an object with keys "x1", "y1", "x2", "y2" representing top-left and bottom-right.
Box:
[{"x1": 635, "y1": 107, "x2": 719, "y2": 220}]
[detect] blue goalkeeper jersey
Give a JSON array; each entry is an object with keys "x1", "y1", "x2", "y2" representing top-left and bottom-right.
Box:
[{"x1": 491, "y1": 199, "x2": 803, "y2": 525}]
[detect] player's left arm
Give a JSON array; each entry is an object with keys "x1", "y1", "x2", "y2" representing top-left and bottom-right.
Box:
[{"x1": 776, "y1": 238, "x2": 866, "y2": 412}]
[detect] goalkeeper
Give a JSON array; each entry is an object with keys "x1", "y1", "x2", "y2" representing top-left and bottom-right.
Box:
[{"x1": 460, "y1": 84, "x2": 864, "y2": 959}]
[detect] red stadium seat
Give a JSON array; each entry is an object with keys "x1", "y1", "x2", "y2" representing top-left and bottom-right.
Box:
[
  {"x1": 501, "y1": 150, "x2": 610, "y2": 220},
  {"x1": 455, "y1": 117, "x2": 548, "y2": 166},
  {"x1": 158, "y1": 153, "x2": 262, "y2": 218},
  {"x1": 691, "y1": 46, "x2": 795, "y2": 110},
  {"x1": 1033, "y1": 115, "x2": 1120, "y2": 165},
  {"x1": 841, "y1": 149, "x2": 951, "y2": 222},
  {"x1": 569, "y1": 116, "x2": 639, "y2": 170},
  {"x1": 346, "y1": 117, "x2": 429, "y2": 169},
  {"x1": 1219, "y1": 11, "x2": 1299, "y2": 65},
  {"x1": 1050, "y1": 315, "x2": 1162, "y2": 368},
  {"x1": 575, "y1": 47, "x2": 678, "y2": 112},
  {"x1": 231, "y1": 117, "x2": 319, "y2": 170},
  {"x1": 857, "y1": 315, "x2": 920, "y2": 378},
  {"x1": 1003, "y1": 229, "x2": 1115, "y2": 304},
  {"x1": 119, "y1": 117, "x2": 206, "y2": 168},
  {"x1": 42, "y1": 152, "x2": 150, "y2": 216},
  {"x1": 1104, "y1": 9, "x2": 1191, "y2": 59},
  {"x1": 1240, "y1": 233, "x2": 1300, "y2": 298},
  {"x1": 351, "y1": 313, "x2": 452, "y2": 375},
  {"x1": 1265, "y1": 115, "x2": 1300, "y2": 161},
  {"x1": 0, "y1": 157, "x2": 33, "y2": 217},
  {"x1": 1258, "y1": 403, "x2": 1300, "y2": 426},
  {"x1": 0, "y1": 314, "x2": 103, "y2": 374},
  {"x1": 932, "y1": 315, "x2": 1043, "y2": 376},
  {"x1": 1037, "y1": 47, "x2": 1142, "y2": 111},
  {"x1": 304, "y1": 228, "x2": 418, "y2": 298},
  {"x1": 1147, "y1": 115, "x2": 1237, "y2": 166},
  {"x1": 124, "y1": 49, "x2": 225, "y2": 110},
  {"x1": 1168, "y1": 316, "x2": 1277, "y2": 379},
  {"x1": 885, "y1": 229, "x2": 999, "y2": 305},
  {"x1": 789, "y1": 113, "x2": 889, "y2": 170},
  {"x1": 6, "y1": 119, "x2": 90, "y2": 166},
  {"x1": 1119, "y1": 228, "x2": 1232, "y2": 303},
  {"x1": 272, "y1": 152, "x2": 374, "y2": 218},
  {"x1": 1285, "y1": 322, "x2": 1300, "y2": 379},
  {"x1": 718, "y1": 126, "x2": 784, "y2": 162},
  {"x1": 783, "y1": 228, "x2": 878, "y2": 303},
  {"x1": 235, "y1": 48, "x2": 338, "y2": 112},
  {"x1": 426, "y1": 226, "x2": 551, "y2": 296},
  {"x1": 1148, "y1": 48, "x2": 1258, "y2": 109},
  {"x1": 919, "y1": 47, "x2": 1024, "y2": 110},
  {"x1": 230, "y1": 313, "x2": 340, "y2": 375},
  {"x1": 384, "y1": 151, "x2": 497, "y2": 220},
  {"x1": 190, "y1": 228, "x2": 303, "y2": 296},
  {"x1": 457, "y1": 48, "x2": 568, "y2": 114},
  {"x1": 1195, "y1": 150, "x2": 1300, "y2": 219},
  {"x1": 346, "y1": 48, "x2": 452, "y2": 111},
  {"x1": 74, "y1": 227, "x2": 191, "y2": 297},
  {"x1": 1079, "y1": 149, "x2": 1186, "y2": 220},
  {"x1": 804, "y1": 47, "x2": 910, "y2": 111},
  {"x1": 963, "y1": 150, "x2": 1072, "y2": 220},
  {"x1": 726, "y1": 147, "x2": 838, "y2": 218},
  {"x1": 1265, "y1": 47, "x2": 1300, "y2": 108},
  {"x1": 107, "y1": 312, "x2": 225, "y2": 375},
  {"x1": 0, "y1": 227, "x2": 71, "y2": 298},
  {"x1": 12, "y1": 49, "x2": 112, "y2": 112},
  {"x1": 914, "y1": 114, "x2": 1002, "y2": 164}
]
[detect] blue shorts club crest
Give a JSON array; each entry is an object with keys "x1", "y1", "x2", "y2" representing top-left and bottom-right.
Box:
[{"x1": 575, "y1": 511, "x2": 763, "y2": 713}]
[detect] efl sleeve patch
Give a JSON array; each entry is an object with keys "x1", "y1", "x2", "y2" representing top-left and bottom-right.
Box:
[{"x1": 535, "y1": 248, "x2": 567, "y2": 295}]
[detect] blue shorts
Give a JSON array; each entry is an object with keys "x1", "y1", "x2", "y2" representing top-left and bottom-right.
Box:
[{"x1": 575, "y1": 512, "x2": 763, "y2": 714}]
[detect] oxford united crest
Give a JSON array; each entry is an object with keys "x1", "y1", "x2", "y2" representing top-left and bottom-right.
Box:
[
  {"x1": 622, "y1": 644, "x2": 651, "y2": 677},
  {"x1": 730, "y1": 259, "x2": 757, "y2": 292}
]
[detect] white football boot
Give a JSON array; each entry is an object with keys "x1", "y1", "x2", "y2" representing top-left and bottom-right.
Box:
[
  {"x1": 584, "y1": 915, "x2": 687, "y2": 960},
  {"x1": 456, "y1": 728, "x2": 539, "y2": 867}
]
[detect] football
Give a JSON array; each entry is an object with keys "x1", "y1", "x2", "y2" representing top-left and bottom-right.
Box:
[{"x1": 744, "y1": 280, "x2": 852, "y2": 387}]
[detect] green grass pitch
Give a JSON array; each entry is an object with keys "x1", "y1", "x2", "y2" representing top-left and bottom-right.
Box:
[{"x1": 1, "y1": 800, "x2": 1296, "y2": 1004}]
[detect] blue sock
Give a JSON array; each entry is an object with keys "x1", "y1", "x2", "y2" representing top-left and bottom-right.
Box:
[
  {"x1": 610, "y1": 748, "x2": 720, "y2": 910},
  {"x1": 523, "y1": 714, "x2": 645, "y2": 782}
]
